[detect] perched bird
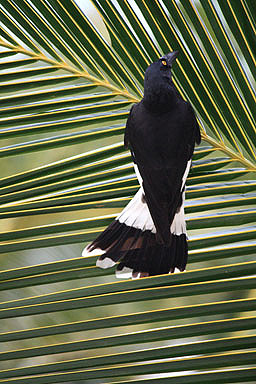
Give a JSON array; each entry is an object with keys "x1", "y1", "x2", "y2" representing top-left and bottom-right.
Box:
[{"x1": 82, "y1": 51, "x2": 201, "y2": 278}]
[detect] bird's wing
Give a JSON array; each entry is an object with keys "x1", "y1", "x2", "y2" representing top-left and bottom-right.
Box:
[
  {"x1": 124, "y1": 104, "x2": 137, "y2": 164},
  {"x1": 186, "y1": 102, "x2": 201, "y2": 155},
  {"x1": 138, "y1": 162, "x2": 189, "y2": 245}
]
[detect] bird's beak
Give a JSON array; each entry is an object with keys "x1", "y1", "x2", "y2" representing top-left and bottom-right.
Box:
[{"x1": 160, "y1": 51, "x2": 179, "y2": 66}]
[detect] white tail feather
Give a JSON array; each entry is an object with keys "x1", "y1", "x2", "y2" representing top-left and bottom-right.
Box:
[{"x1": 82, "y1": 160, "x2": 191, "y2": 260}]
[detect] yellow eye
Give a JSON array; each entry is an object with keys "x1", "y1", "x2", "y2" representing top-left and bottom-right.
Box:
[{"x1": 161, "y1": 60, "x2": 167, "y2": 66}]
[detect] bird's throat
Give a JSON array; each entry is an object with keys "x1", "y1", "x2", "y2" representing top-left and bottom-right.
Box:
[{"x1": 143, "y1": 82, "x2": 178, "y2": 113}]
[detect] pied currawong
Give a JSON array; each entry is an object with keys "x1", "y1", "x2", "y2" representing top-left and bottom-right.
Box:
[{"x1": 82, "y1": 51, "x2": 201, "y2": 278}]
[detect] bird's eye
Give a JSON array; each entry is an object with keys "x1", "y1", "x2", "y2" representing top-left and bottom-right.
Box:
[{"x1": 161, "y1": 60, "x2": 167, "y2": 66}]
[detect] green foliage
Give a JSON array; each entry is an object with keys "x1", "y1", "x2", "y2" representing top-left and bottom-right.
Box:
[{"x1": 0, "y1": 0, "x2": 255, "y2": 382}]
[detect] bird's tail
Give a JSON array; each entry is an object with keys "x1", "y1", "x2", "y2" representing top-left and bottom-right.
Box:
[{"x1": 82, "y1": 186, "x2": 188, "y2": 278}]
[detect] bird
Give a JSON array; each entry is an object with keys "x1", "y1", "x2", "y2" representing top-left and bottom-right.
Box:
[{"x1": 82, "y1": 51, "x2": 201, "y2": 278}]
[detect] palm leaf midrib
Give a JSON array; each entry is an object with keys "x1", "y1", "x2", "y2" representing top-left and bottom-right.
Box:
[{"x1": 2, "y1": 42, "x2": 255, "y2": 172}]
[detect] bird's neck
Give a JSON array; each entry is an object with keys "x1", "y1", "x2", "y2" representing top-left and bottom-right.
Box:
[{"x1": 142, "y1": 80, "x2": 180, "y2": 113}]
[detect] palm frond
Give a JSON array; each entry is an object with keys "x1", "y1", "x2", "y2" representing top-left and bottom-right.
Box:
[{"x1": 0, "y1": 0, "x2": 255, "y2": 382}]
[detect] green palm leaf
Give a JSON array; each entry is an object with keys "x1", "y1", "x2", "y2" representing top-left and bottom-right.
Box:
[{"x1": 0, "y1": 0, "x2": 255, "y2": 382}]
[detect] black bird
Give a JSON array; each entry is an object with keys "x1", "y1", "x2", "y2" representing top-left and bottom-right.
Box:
[{"x1": 82, "y1": 51, "x2": 201, "y2": 278}]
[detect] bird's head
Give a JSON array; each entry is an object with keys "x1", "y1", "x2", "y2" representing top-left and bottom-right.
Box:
[
  {"x1": 159, "y1": 50, "x2": 179, "y2": 72},
  {"x1": 143, "y1": 51, "x2": 179, "y2": 111},
  {"x1": 144, "y1": 51, "x2": 178, "y2": 84}
]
